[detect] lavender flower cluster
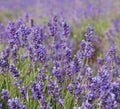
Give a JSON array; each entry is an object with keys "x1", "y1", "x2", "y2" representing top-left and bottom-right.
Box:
[{"x1": 0, "y1": 16, "x2": 120, "y2": 109}]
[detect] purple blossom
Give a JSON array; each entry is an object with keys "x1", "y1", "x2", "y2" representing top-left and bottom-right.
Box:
[
  {"x1": 9, "y1": 65, "x2": 21, "y2": 78},
  {"x1": 0, "y1": 58, "x2": 9, "y2": 74},
  {"x1": 62, "y1": 20, "x2": 70, "y2": 37},
  {"x1": 20, "y1": 85, "x2": 27, "y2": 99},
  {"x1": 18, "y1": 23, "x2": 31, "y2": 47},
  {"x1": 8, "y1": 97, "x2": 26, "y2": 109},
  {"x1": 30, "y1": 81, "x2": 44, "y2": 100},
  {"x1": 67, "y1": 83, "x2": 73, "y2": 93},
  {"x1": 7, "y1": 21, "x2": 16, "y2": 48},
  {"x1": 52, "y1": 66, "x2": 62, "y2": 79},
  {"x1": 71, "y1": 56, "x2": 82, "y2": 74},
  {"x1": 48, "y1": 79, "x2": 64, "y2": 104},
  {"x1": 35, "y1": 44, "x2": 47, "y2": 63},
  {"x1": 48, "y1": 22, "x2": 55, "y2": 36},
  {"x1": 78, "y1": 39, "x2": 95, "y2": 59},
  {"x1": 30, "y1": 19, "x2": 34, "y2": 27},
  {"x1": 1, "y1": 46, "x2": 10, "y2": 60},
  {"x1": 0, "y1": 15, "x2": 120, "y2": 109},
  {"x1": 11, "y1": 45, "x2": 19, "y2": 64},
  {"x1": 57, "y1": 98, "x2": 64, "y2": 105},
  {"x1": 1, "y1": 89, "x2": 10, "y2": 101},
  {"x1": 40, "y1": 97, "x2": 52, "y2": 109},
  {"x1": 0, "y1": 103, "x2": 2, "y2": 109},
  {"x1": 85, "y1": 25, "x2": 94, "y2": 42},
  {"x1": 63, "y1": 47, "x2": 72, "y2": 64},
  {"x1": 74, "y1": 83, "x2": 82, "y2": 100}
]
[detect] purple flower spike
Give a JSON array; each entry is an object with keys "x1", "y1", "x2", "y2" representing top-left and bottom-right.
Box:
[
  {"x1": 1, "y1": 89, "x2": 10, "y2": 101},
  {"x1": 8, "y1": 97, "x2": 26, "y2": 109}
]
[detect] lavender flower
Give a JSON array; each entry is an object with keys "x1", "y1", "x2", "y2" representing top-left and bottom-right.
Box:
[
  {"x1": 63, "y1": 47, "x2": 72, "y2": 64},
  {"x1": 85, "y1": 25, "x2": 94, "y2": 42},
  {"x1": 8, "y1": 97, "x2": 26, "y2": 109},
  {"x1": 40, "y1": 97, "x2": 52, "y2": 109},
  {"x1": 30, "y1": 81, "x2": 44, "y2": 100},
  {"x1": 1, "y1": 46, "x2": 10, "y2": 60},
  {"x1": 57, "y1": 98, "x2": 64, "y2": 105},
  {"x1": 0, "y1": 103, "x2": 2, "y2": 109},
  {"x1": 67, "y1": 83, "x2": 73, "y2": 93},
  {"x1": 71, "y1": 56, "x2": 82, "y2": 74},
  {"x1": 48, "y1": 22, "x2": 55, "y2": 36},
  {"x1": 1, "y1": 89, "x2": 10, "y2": 101},
  {"x1": 52, "y1": 66, "x2": 62, "y2": 80},
  {"x1": 9, "y1": 65, "x2": 21, "y2": 78},
  {"x1": 0, "y1": 46, "x2": 10, "y2": 74},
  {"x1": 0, "y1": 58, "x2": 9, "y2": 74},
  {"x1": 20, "y1": 85, "x2": 27, "y2": 99},
  {"x1": 35, "y1": 44, "x2": 47, "y2": 63},
  {"x1": 48, "y1": 79, "x2": 64, "y2": 105},
  {"x1": 18, "y1": 23, "x2": 31, "y2": 47},
  {"x1": 78, "y1": 40, "x2": 95, "y2": 59},
  {"x1": 7, "y1": 21, "x2": 16, "y2": 48},
  {"x1": 11, "y1": 45, "x2": 19, "y2": 64},
  {"x1": 30, "y1": 19, "x2": 34, "y2": 27},
  {"x1": 0, "y1": 15, "x2": 120, "y2": 109},
  {"x1": 62, "y1": 20, "x2": 70, "y2": 37}
]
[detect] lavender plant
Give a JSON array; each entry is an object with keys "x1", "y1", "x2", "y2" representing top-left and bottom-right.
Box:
[{"x1": 0, "y1": 15, "x2": 120, "y2": 109}]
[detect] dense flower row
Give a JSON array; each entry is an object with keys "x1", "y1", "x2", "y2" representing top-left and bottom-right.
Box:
[
  {"x1": 0, "y1": 0, "x2": 117, "y2": 27},
  {"x1": 0, "y1": 16, "x2": 120, "y2": 109}
]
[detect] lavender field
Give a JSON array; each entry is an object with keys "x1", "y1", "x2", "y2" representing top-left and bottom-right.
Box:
[{"x1": 0, "y1": 0, "x2": 120, "y2": 109}]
